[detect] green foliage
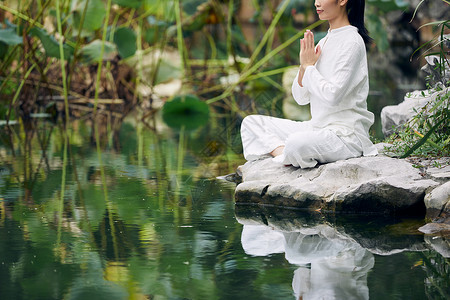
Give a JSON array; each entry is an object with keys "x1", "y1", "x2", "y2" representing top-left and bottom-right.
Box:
[
  {"x1": 0, "y1": 26, "x2": 22, "y2": 60},
  {"x1": 385, "y1": 0, "x2": 449, "y2": 158},
  {"x1": 0, "y1": 28, "x2": 23, "y2": 45},
  {"x1": 277, "y1": 0, "x2": 314, "y2": 14},
  {"x1": 162, "y1": 94, "x2": 210, "y2": 130},
  {"x1": 386, "y1": 89, "x2": 449, "y2": 157},
  {"x1": 144, "y1": 16, "x2": 169, "y2": 44},
  {"x1": 366, "y1": 13, "x2": 389, "y2": 52},
  {"x1": 367, "y1": 0, "x2": 409, "y2": 12},
  {"x1": 70, "y1": 0, "x2": 107, "y2": 36},
  {"x1": 182, "y1": 0, "x2": 209, "y2": 15},
  {"x1": 154, "y1": 59, "x2": 181, "y2": 84},
  {"x1": 113, "y1": 0, "x2": 143, "y2": 9},
  {"x1": 30, "y1": 27, "x2": 74, "y2": 60},
  {"x1": 79, "y1": 40, "x2": 117, "y2": 63},
  {"x1": 113, "y1": 27, "x2": 137, "y2": 59}
]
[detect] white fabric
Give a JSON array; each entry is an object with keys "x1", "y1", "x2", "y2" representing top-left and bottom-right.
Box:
[
  {"x1": 238, "y1": 222, "x2": 374, "y2": 299},
  {"x1": 241, "y1": 115, "x2": 361, "y2": 168},
  {"x1": 240, "y1": 225, "x2": 285, "y2": 256},
  {"x1": 285, "y1": 227, "x2": 374, "y2": 300},
  {"x1": 241, "y1": 25, "x2": 378, "y2": 168}
]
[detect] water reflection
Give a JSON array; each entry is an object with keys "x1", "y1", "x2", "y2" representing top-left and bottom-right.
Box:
[
  {"x1": 236, "y1": 205, "x2": 449, "y2": 300},
  {"x1": 0, "y1": 114, "x2": 449, "y2": 299},
  {"x1": 240, "y1": 223, "x2": 374, "y2": 299}
]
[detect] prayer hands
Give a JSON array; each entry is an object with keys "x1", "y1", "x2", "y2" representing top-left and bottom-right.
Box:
[{"x1": 299, "y1": 30, "x2": 321, "y2": 72}]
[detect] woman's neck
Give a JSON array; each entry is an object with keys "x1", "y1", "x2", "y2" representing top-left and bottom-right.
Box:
[{"x1": 328, "y1": 14, "x2": 350, "y2": 30}]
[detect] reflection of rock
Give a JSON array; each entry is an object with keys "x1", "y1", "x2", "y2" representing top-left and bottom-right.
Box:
[
  {"x1": 240, "y1": 224, "x2": 285, "y2": 256},
  {"x1": 235, "y1": 151, "x2": 440, "y2": 215},
  {"x1": 235, "y1": 205, "x2": 428, "y2": 256},
  {"x1": 424, "y1": 235, "x2": 450, "y2": 258}
]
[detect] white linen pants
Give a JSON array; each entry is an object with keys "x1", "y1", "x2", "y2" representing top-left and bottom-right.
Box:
[{"x1": 241, "y1": 115, "x2": 362, "y2": 168}]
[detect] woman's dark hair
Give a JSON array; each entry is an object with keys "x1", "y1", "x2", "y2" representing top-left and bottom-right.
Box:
[{"x1": 346, "y1": 0, "x2": 373, "y2": 45}]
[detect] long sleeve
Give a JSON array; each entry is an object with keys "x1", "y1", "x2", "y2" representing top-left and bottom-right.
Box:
[
  {"x1": 302, "y1": 43, "x2": 362, "y2": 107},
  {"x1": 292, "y1": 71, "x2": 311, "y2": 105},
  {"x1": 290, "y1": 25, "x2": 377, "y2": 157}
]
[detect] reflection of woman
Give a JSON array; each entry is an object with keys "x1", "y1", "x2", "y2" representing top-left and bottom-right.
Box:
[
  {"x1": 284, "y1": 226, "x2": 374, "y2": 300},
  {"x1": 241, "y1": 0, "x2": 377, "y2": 168},
  {"x1": 239, "y1": 223, "x2": 374, "y2": 300}
]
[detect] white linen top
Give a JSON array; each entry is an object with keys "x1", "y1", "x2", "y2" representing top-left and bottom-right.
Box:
[{"x1": 292, "y1": 25, "x2": 378, "y2": 156}]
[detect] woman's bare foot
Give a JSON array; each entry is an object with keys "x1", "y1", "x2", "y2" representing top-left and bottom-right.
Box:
[{"x1": 270, "y1": 146, "x2": 285, "y2": 157}]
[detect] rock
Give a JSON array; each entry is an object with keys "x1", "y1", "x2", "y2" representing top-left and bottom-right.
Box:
[
  {"x1": 424, "y1": 181, "x2": 450, "y2": 221},
  {"x1": 418, "y1": 223, "x2": 450, "y2": 236},
  {"x1": 235, "y1": 151, "x2": 442, "y2": 215},
  {"x1": 380, "y1": 86, "x2": 449, "y2": 138},
  {"x1": 421, "y1": 55, "x2": 450, "y2": 88},
  {"x1": 380, "y1": 89, "x2": 432, "y2": 137},
  {"x1": 426, "y1": 160, "x2": 450, "y2": 184}
]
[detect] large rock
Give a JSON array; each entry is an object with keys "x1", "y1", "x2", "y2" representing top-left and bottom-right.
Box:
[
  {"x1": 380, "y1": 89, "x2": 434, "y2": 137},
  {"x1": 235, "y1": 150, "x2": 446, "y2": 215},
  {"x1": 380, "y1": 70, "x2": 449, "y2": 137},
  {"x1": 424, "y1": 181, "x2": 450, "y2": 219}
]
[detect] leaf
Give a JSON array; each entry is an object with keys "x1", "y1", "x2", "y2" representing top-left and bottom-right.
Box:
[
  {"x1": 30, "y1": 27, "x2": 74, "y2": 59},
  {"x1": 400, "y1": 118, "x2": 445, "y2": 158},
  {"x1": 162, "y1": 95, "x2": 210, "y2": 130},
  {"x1": 0, "y1": 28, "x2": 23, "y2": 45},
  {"x1": 71, "y1": 0, "x2": 106, "y2": 36},
  {"x1": 112, "y1": 0, "x2": 143, "y2": 9},
  {"x1": 79, "y1": 39, "x2": 117, "y2": 63},
  {"x1": 113, "y1": 27, "x2": 137, "y2": 59}
]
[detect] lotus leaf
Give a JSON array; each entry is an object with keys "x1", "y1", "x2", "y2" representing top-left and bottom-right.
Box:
[{"x1": 162, "y1": 95, "x2": 210, "y2": 130}]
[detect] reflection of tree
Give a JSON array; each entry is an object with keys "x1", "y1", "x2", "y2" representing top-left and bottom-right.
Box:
[{"x1": 0, "y1": 114, "x2": 243, "y2": 299}]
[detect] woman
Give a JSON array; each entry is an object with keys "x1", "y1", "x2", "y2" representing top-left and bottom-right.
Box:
[{"x1": 240, "y1": 0, "x2": 378, "y2": 168}]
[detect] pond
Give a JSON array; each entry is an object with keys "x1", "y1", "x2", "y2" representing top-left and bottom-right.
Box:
[{"x1": 0, "y1": 112, "x2": 448, "y2": 300}]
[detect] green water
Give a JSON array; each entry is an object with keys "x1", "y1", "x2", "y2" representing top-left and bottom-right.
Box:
[{"x1": 0, "y1": 113, "x2": 448, "y2": 300}]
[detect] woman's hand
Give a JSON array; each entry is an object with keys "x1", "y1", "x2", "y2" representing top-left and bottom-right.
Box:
[{"x1": 299, "y1": 30, "x2": 321, "y2": 72}]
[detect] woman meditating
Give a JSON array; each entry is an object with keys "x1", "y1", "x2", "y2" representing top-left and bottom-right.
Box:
[{"x1": 241, "y1": 0, "x2": 378, "y2": 168}]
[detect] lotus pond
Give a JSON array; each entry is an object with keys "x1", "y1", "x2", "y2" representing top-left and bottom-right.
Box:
[{"x1": 0, "y1": 111, "x2": 449, "y2": 300}]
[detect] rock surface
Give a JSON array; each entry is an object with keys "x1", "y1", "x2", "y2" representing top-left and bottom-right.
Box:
[
  {"x1": 380, "y1": 89, "x2": 434, "y2": 137},
  {"x1": 235, "y1": 146, "x2": 449, "y2": 218}
]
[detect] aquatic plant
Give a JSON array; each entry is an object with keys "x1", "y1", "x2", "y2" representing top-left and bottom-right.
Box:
[{"x1": 0, "y1": 0, "x2": 428, "y2": 127}]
